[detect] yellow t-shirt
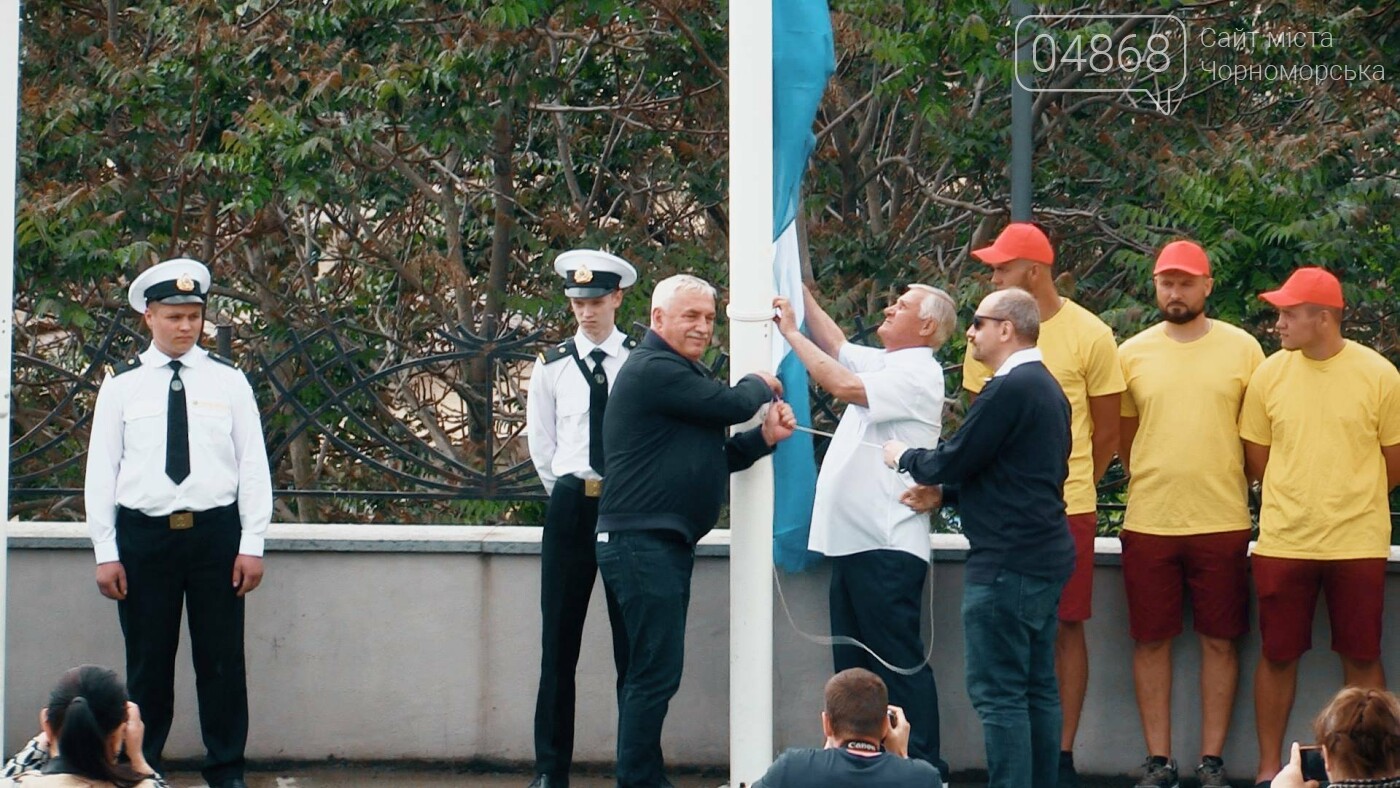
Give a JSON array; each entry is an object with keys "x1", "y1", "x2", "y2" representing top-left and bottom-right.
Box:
[
  {"x1": 1239, "y1": 340, "x2": 1400, "y2": 559},
  {"x1": 963, "y1": 298, "x2": 1125, "y2": 514},
  {"x1": 1119, "y1": 321, "x2": 1265, "y2": 535}
]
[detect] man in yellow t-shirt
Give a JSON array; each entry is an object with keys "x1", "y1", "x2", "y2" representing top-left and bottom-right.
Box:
[
  {"x1": 1117, "y1": 241, "x2": 1264, "y2": 788},
  {"x1": 960, "y1": 222, "x2": 1124, "y2": 787},
  {"x1": 1240, "y1": 266, "x2": 1400, "y2": 787}
]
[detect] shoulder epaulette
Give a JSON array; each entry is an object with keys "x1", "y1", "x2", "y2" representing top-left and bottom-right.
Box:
[
  {"x1": 540, "y1": 338, "x2": 576, "y2": 364},
  {"x1": 109, "y1": 356, "x2": 142, "y2": 378},
  {"x1": 623, "y1": 335, "x2": 638, "y2": 350},
  {"x1": 207, "y1": 352, "x2": 238, "y2": 369}
]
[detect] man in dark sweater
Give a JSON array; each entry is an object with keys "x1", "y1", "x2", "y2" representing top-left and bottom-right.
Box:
[
  {"x1": 881, "y1": 288, "x2": 1073, "y2": 788},
  {"x1": 596, "y1": 273, "x2": 796, "y2": 787},
  {"x1": 754, "y1": 668, "x2": 943, "y2": 788}
]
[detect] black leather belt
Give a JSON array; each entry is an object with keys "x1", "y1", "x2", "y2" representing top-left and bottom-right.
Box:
[{"x1": 118, "y1": 502, "x2": 237, "y2": 530}]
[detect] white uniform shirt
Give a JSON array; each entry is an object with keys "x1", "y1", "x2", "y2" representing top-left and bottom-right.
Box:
[
  {"x1": 808, "y1": 343, "x2": 945, "y2": 561},
  {"x1": 525, "y1": 327, "x2": 631, "y2": 494},
  {"x1": 84, "y1": 345, "x2": 273, "y2": 564}
]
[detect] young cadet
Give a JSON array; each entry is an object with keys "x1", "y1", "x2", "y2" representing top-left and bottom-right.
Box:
[
  {"x1": 85, "y1": 258, "x2": 271, "y2": 788},
  {"x1": 524, "y1": 249, "x2": 638, "y2": 788}
]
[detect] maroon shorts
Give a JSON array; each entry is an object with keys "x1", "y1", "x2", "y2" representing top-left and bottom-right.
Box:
[
  {"x1": 1251, "y1": 555, "x2": 1387, "y2": 663},
  {"x1": 1058, "y1": 512, "x2": 1098, "y2": 622},
  {"x1": 1120, "y1": 529, "x2": 1252, "y2": 642}
]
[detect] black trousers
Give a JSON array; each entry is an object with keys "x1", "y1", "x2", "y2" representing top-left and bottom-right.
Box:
[
  {"x1": 830, "y1": 549, "x2": 949, "y2": 781},
  {"x1": 595, "y1": 529, "x2": 694, "y2": 788},
  {"x1": 534, "y1": 477, "x2": 628, "y2": 780},
  {"x1": 116, "y1": 503, "x2": 247, "y2": 786}
]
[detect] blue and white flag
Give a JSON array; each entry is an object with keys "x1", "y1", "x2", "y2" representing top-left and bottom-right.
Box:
[{"x1": 771, "y1": 0, "x2": 834, "y2": 572}]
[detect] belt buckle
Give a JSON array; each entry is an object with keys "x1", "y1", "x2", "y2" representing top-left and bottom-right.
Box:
[
  {"x1": 169, "y1": 512, "x2": 194, "y2": 530},
  {"x1": 584, "y1": 478, "x2": 603, "y2": 498}
]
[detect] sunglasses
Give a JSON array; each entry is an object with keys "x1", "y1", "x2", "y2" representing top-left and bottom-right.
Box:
[{"x1": 971, "y1": 314, "x2": 1011, "y2": 329}]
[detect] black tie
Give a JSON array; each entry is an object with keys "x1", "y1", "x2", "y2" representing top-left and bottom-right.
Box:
[
  {"x1": 588, "y1": 348, "x2": 608, "y2": 475},
  {"x1": 166, "y1": 359, "x2": 190, "y2": 484}
]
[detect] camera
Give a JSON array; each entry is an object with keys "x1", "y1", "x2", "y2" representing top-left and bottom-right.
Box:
[{"x1": 1299, "y1": 745, "x2": 1327, "y2": 782}]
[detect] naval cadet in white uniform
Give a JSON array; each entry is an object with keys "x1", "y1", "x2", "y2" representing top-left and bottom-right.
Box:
[
  {"x1": 84, "y1": 258, "x2": 272, "y2": 788},
  {"x1": 525, "y1": 249, "x2": 638, "y2": 788}
]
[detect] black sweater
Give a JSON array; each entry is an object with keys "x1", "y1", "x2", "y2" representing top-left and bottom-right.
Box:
[
  {"x1": 898, "y1": 359, "x2": 1075, "y2": 583},
  {"x1": 598, "y1": 330, "x2": 775, "y2": 543}
]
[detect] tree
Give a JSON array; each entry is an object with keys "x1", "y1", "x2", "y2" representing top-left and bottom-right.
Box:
[{"x1": 14, "y1": 1, "x2": 1397, "y2": 528}]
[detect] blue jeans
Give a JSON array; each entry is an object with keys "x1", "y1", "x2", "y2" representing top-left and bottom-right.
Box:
[
  {"x1": 962, "y1": 569, "x2": 1065, "y2": 788},
  {"x1": 596, "y1": 530, "x2": 695, "y2": 787}
]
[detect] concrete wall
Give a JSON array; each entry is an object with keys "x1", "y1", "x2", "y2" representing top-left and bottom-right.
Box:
[{"x1": 5, "y1": 523, "x2": 1398, "y2": 779}]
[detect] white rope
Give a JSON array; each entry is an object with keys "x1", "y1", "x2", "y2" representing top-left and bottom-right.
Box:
[{"x1": 772, "y1": 555, "x2": 937, "y2": 677}]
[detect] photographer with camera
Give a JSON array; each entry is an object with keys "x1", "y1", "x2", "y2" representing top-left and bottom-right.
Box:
[
  {"x1": 1270, "y1": 686, "x2": 1400, "y2": 788},
  {"x1": 753, "y1": 668, "x2": 943, "y2": 788}
]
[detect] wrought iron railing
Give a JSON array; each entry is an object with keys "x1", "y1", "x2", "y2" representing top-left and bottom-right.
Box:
[{"x1": 10, "y1": 312, "x2": 1395, "y2": 534}]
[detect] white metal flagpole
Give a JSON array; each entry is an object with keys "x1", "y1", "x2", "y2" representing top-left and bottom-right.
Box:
[
  {"x1": 0, "y1": 0, "x2": 24, "y2": 746},
  {"x1": 727, "y1": 1, "x2": 775, "y2": 785}
]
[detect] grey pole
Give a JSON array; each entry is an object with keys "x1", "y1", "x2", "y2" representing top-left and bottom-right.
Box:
[
  {"x1": 1011, "y1": 0, "x2": 1034, "y2": 222},
  {"x1": 216, "y1": 324, "x2": 234, "y2": 359}
]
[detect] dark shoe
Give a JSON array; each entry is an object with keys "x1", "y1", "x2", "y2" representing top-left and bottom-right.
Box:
[
  {"x1": 1058, "y1": 751, "x2": 1081, "y2": 788},
  {"x1": 213, "y1": 779, "x2": 248, "y2": 788},
  {"x1": 527, "y1": 776, "x2": 566, "y2": 788},
  {"x1": 1195, "y1": 756, "x2": 1229, "y2": 788},
  {"x1": 1134, "y1": 756, "x2": 1179, "y2": 788}
]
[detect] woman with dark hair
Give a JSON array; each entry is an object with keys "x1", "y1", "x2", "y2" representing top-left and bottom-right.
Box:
[
  {"x1": 1, "y1": 665, "x2": 164, "y2": 787},
  {"x1": 1273, "y1": 686, "x2": 1400, "y2": 788}
]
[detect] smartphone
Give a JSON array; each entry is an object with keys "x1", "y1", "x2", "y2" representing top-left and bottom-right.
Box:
[
  {"x1": 1298, "y1": 745, "x2": 1327, "y2": 782},
  {"x1": 887, "y1": 708, "x2": 899, "y2": 728}
]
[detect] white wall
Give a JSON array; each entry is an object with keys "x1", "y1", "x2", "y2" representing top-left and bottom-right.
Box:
[{"x1": 5, "y1": 524, "x2": 1398, "y2": 778}]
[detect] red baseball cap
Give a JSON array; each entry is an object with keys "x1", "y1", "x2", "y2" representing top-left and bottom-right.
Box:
[
  {"x1": 972, "y1": 223, "x2": 1054, "y2": 265},
  {"x1": 1153, "y1": 240, "x2": 1211, "y2": 276},
  {"x1": 1259, "y1": 267, "x2": 1344, "y2": 309}
]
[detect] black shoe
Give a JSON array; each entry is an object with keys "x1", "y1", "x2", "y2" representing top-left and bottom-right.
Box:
[
  {"x1": 213, "y1": 779, "x2": 248, "y2": 788},
  {"x1": 527, "y1": 776, "x2": 567, "y2": 788}
]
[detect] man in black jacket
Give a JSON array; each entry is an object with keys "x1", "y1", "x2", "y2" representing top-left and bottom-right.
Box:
[
  {"x1": 881, "y1": 288, "x2": 1073, "y2": 788},
  {"x1": 597, "y1": 273, "x2": 796, "y2": 787}
]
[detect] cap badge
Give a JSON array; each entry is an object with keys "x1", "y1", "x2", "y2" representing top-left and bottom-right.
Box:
[
  {"x1": 176, "y1": 274, "x2": 196, "y2": 292},
  {"x1": 573, "y1": 265, "x2": 593, "y2": 284}
]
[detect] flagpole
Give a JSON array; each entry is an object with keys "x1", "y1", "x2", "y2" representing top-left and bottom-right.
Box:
[
  {"x1": 728, "y1": 0, "x2": 775, "y2": 783},
  {"x1": 0, "y1": 0, "x2": 24, "y2": 745}
]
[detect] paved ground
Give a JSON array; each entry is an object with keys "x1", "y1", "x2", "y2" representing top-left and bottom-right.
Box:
[
  {"x1": 167, "y1": 767, "x2": 1159, "y2": 787},
  {"x1": 169, "y1": 771, "x2": 724, "y2": 787}
]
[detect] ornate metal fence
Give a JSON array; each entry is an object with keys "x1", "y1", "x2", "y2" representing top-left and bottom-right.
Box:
[
  {"x1": 13, "y1": 312, "x2": 1389, "y2": 533},
  {"x1": 8, "y1": 311, "x2": 884, "y2": 524},
  {"x1": 11, "y1": 313, "x2": 551, "y2": 523}
]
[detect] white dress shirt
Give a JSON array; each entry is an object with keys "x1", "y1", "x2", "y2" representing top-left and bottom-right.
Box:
[
  {"x1": 808, "y1": 343, "x2": 945, "y2": 561},
  {"x1": 525, "y1": 327, "x2": 631, "y2": 494},
  {"x1": 84, "y1": 344, "x2": 273, "y2": 563}
]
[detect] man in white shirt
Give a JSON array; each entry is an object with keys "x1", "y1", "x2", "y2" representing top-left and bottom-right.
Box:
[
  {"x1": 84, "y1": 258, "x2": 272, "y2": 788},
  {"x1": 773, "y1": 283, "x2": 957, "y2": 785},
  {"x1": 524, "y1": 249, "x2": 638, "y2": 788}
]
